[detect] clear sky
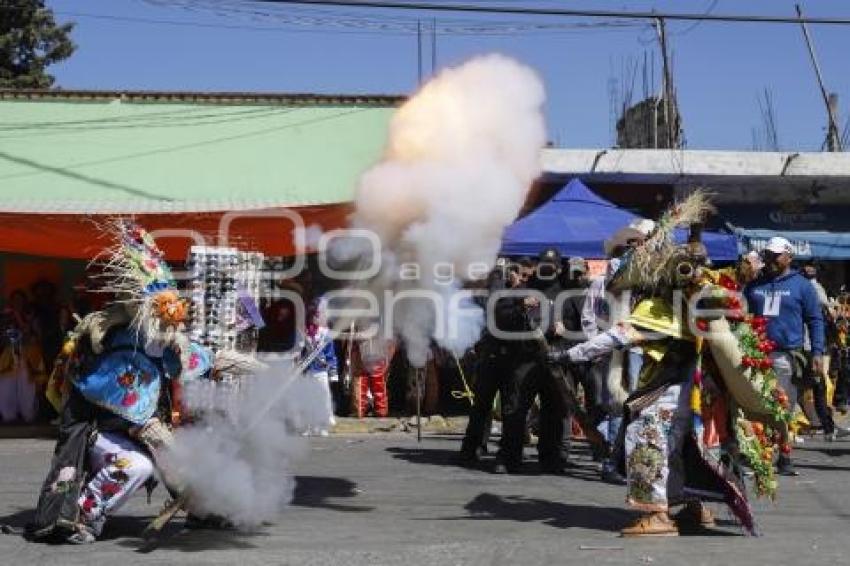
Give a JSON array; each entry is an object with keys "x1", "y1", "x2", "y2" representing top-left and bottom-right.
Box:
[{"x1": 46, "y1": 0, "x2": 850, "y2": 151}]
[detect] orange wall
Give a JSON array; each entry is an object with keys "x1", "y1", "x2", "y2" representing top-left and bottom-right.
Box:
[{"x1": 0, "y1": 205, "x2": 352, "y2": 261}]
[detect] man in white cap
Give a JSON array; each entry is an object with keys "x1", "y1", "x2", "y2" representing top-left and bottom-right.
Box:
[
  {"x1": 745, "y1": 236, "x2": 827, "y2": 475},
  {"x1": 579, "y1": 219, "x2": 655, "y2": 485}
]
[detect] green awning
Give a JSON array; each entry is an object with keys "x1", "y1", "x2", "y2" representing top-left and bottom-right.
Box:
[{"x1": 0, "y1": 92, "x2": 399, "y2": 213}]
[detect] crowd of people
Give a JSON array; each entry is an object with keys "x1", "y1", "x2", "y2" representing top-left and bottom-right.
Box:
[
  {"x1": 455, "y1": 223, "x2": 850, "y2": 536},
  {"x1": 0, "y1": 282, "x2": 81, "y2": 424},
  {"x1": 8, "y1": 204, "x2": 850, "y2": 543}
]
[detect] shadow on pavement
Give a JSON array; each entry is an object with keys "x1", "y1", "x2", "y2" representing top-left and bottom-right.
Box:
[
  {"x1": 0, "y1": 507, "x2": 33, "y2": 535},
  {"x1": 2, "y1": 476, "x2": 371, "y2": 553},
  {"x1": 386, "y1": 446, "x2": 461, "y2": 467},
  {"x1": 117, "y1": 522, "x2": 265, "y2": 554},
  {"x1": 123, "y1": 475, "x2": 373, "y2": 553},
  {"x1": 794, "y1": 461, "x2": 850, "y2": 472},
  {"x1": 447, "y1": 493, "x2": 742, "y2": 537},
  {"x1": 385, "y1": 445, "x2": 608, "y2": 483},
  {"x1": 0, "y1": 507, "x2": 261, "y2": 552},
  {"x1": 292, "y1": 476, "x2": 375, "y2": 513},
  {"x1": 441, "y1": 492, "x2": 639, "y2": 532},
  {"x1": 797, "y1": 445, "x2": 850, "y2": 458},
  {"x1": 126, "y1": 476, "x2": 374, "y2": 553}
]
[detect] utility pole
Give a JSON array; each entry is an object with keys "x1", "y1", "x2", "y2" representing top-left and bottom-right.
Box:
[
  {"x1": 431, "y1": 17, "x2": 437, "y2": 75},
  {"x1": 655, "y1": 16, "x2": 678, "y2": 148},
  {"x1": 828, "y1": 93, "x2": 842, "y2": 150},
  {"x1": 416, "y1": 20, "x2": 423, "y2": 85},
  {"x1": 796, "y1": 4, "x2": 843, "y2": 151}
]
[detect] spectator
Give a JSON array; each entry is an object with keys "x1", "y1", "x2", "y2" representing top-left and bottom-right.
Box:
[
  {"x1": 582, "y1": 221, "x2": 654, "y2": 484},
  {"x1": 737, "y1": 251, "x2": 763, "y2": 285},
  {"x1": 347, "y1": 334, "x2": 395, "y2": 418},
  {"x1": 0, "y1": 290, "x2": 46, "y2": 423},
  {"x1": 802, "y1": 261, "x2": 829, "y2": 306},
  {"x1": 459, "y1": 258, "x2": 533, "y2": 466},
  {"x1": 292, "y1": 296, "x2": 338, "y2": 436},
  {"x1": 799, "y1": 261, "x2": 850, "y2": 440},
  {"x1": 31, "y1": 280, "x2": 62, "y2": 374},
  {"x1": 746, "y1": 237, "x2": 831, "y2": 475}
]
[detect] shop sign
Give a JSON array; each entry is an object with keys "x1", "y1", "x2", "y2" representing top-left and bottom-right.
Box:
[
  {"x1": 720, "y1": 201, "x2": 848, "y2": 231},
  {"x1": 748, "y1": 238, "x2": 813, "y2": 257}
]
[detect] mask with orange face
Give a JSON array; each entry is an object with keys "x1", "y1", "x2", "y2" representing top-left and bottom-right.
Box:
[{"x1": 152, "y1": 290, "x2": 187, "y2": 326}]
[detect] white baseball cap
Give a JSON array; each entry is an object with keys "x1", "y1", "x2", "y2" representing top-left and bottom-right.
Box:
[
  {"x1": 628, "y1": 219, "x2": 656, "y2": 237},
  {"x1": 764, "y1": 236, "x2": 794, "y2": 255}
]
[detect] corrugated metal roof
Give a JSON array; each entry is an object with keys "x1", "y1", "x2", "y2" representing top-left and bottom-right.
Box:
[
  {"x1": 0, "y1": 91, "x2": 398, "y2": 213},
  {"x1": 541, "y1": 148, "x2": 850, "y2": 204},
  {"x1": 541, "y1": 148, "x2": 850, "y2": 179},
  {"x1": 0, "y1": 88, "x2": 405, "y2": 106}
]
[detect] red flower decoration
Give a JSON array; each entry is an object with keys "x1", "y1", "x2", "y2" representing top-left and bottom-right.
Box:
[
  {"x1": 117, "y1": 372, "x2": 135, "y2": 388},
  {"x1": 728, "y1": 309, "x2": 745, "y2": 322},
  {"x1": 189, "y1": 352, "x2": 200, "y2": 370},
  {"x1": 121, "y1": 391, "x2": 139, "y2": 407},
  {"x1": 718, "y1": 274, "x2": 739, "y2": 291},
  {"x1": 773, "y1": 388, "x2": 790, "y2": 408},
  {"x1": 695, "y1": 319, "x2": 709, "y2": 332},
  {"x1": 101, "y1": 482, "x2": 121, "y2": 498},
  {"x1": 82, "y1": 496, "x2": 96, "y2": 513}
]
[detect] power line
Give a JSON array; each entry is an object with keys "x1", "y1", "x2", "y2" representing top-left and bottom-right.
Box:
[
  {"x1": 671, "y1": 0, "x2": 718, "y2": 36},
  {"x1": 131, "y1": 1, "x2": 648, "y2": 36},
  {"x1": 5, "y1": 0, "x2": 850, "y2": 26},
  {"x1": 241, "y1": 0, "x2": 850, "y2": 25},
  {"x1": 52, "y1": 10, "x2": 413, "y2": 36}
]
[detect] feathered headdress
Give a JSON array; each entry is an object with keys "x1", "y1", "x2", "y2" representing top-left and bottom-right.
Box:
[
  {"x1": 93, "y1": 219, "x2": 188, "y2": 345},
  {"x1": 610, "y1": 189, "x2": 714, "y2": 292}
]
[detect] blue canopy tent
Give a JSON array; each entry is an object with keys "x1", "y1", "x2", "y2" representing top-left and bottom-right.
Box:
[{"x1": 500, "y1": 179, "x2": 739, "y2": 261}]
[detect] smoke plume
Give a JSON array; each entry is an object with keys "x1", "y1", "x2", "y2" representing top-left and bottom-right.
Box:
[
  {"x1": 348, "y1": 54, "x2": 546, "y2": 366},
  {"x1": 165, "y1": 54, "x2": 547, "y2": 528},
  {"x1": 167, "y1": 361, "x2": 328, "y2": 528}
]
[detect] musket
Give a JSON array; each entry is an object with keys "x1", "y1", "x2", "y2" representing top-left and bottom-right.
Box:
[
  {"x1": 344, "y1": 320, "x2": 355, "y2": 392},
  {"x1": 142, "y1": 333, "x2": 335, "y2": 540}
]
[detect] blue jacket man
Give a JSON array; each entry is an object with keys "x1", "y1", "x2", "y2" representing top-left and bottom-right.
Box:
[
  {"x1": 745, "y1": 269, "x2": 825, "y2": 355},
  {"x1": 745, "y1": 236, "x2": 826, "y2": 475}
]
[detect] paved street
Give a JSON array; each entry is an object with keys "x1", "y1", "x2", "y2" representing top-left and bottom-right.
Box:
[{"x1": 1, "y1": 432, "x2": 849, "y2": 566}]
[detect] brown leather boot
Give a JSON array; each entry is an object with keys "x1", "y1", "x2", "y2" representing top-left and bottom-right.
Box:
[
  {"x1": 674, "y1": 501, "x2": 716, "y2": 529},
  {"x1": 620, "y1": 512, "x2": 679, "y2": 537}
]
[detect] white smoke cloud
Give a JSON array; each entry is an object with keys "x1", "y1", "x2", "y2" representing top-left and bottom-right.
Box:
[
  {"x1": 349, "y1": 54, "x2": 546, "y2": 366},
  {"x1": 167, "y1": 361, "x2": 330, "y2": 529},
  {"x1": 293, "y1": 223, "x2": 325, "y2": 253},
  {"x1": 164, "y1": 53, "x2": 547, "y2": 528}
]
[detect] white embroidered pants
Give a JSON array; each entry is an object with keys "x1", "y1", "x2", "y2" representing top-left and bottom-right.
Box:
[{"x1": 77, "y1": 432, "x2": 154, "y2": 534}]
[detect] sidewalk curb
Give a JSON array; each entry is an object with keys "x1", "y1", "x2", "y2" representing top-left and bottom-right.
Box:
[
  {"x1": 331, "y1": 416, "x2": 468, "y2": 435},
  {"x1": 0, "y1": 417, "x2": 471, "y2": 439},
  {"x1": 0, "y1": 425, "x2": 57, "y2": 439}
]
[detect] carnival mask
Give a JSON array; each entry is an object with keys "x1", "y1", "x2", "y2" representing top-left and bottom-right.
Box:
[{"x1": 152, "y1": 290, "x2": 188, "y2": 326}]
